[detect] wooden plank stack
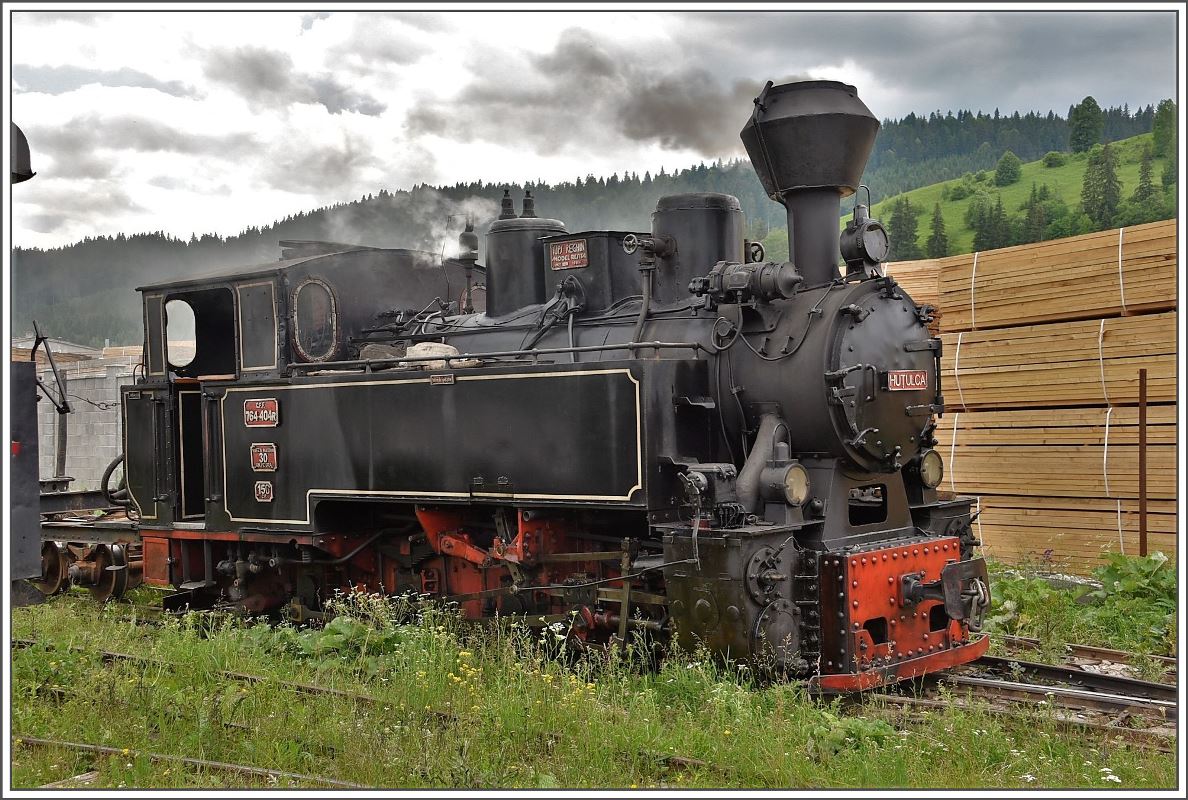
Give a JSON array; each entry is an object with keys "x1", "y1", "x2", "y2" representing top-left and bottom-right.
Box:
[
  {"x1": 888, "y1": 219, "x2": 1178, "y2": 574},
  {"x1": 938, "y1": 313, "x2": 1177, "y2": 409},
  {"x1": 935, "y1": 219, "x2": 1176, "y2": 331}
]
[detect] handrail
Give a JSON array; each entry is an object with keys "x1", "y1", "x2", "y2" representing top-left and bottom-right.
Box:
[{"x1": 288, "y1": 340, "x2": 706, "y2": 372}]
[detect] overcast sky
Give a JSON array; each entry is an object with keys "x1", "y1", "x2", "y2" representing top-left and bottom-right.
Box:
[{"x1": 8, "y1": 8, "x2": 1180, "y2": 249}]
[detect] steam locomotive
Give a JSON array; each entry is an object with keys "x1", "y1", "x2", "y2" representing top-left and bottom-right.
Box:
[{"x1": 35, "y1": 80, "x2": 990, "y2": 690}]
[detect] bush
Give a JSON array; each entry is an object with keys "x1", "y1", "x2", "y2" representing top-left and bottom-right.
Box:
[
  {"x1": 946, "y1": 182, "x2": 972, "y2": 201},
  {"x1": 984, "y1": 553, "x2": 1176, "y2": 656},
  {"x1": 994, "y1": 151, "x2": 1023, "y2": 186},
  {"x1": 1042, "y1": 151, "x2": 1067, "y2": 168},
  {"x1": 974, "y1": 170, "x2": 988, "y2": 182}
]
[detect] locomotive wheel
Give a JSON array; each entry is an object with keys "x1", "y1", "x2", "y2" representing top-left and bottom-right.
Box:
[
  {"x1": 32, "y1": 542, "x2": 71, "y2": 596},
  {"x1": 89, "y1": 544, "x2": 130, "y2": 603}
]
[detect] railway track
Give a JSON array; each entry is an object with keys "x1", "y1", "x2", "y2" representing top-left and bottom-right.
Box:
[
  {"x1": 12, "y1": 736, "x2": 365, "y2": 789},
  {"x1": 992, "y1": 633, "x2": 1177, "y2": 673},
  {"x1": 860, "y1": 647, "x2": 1178, "y2": 751}
]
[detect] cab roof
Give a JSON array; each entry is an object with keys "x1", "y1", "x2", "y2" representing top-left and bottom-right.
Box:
[{"x1": 135, "y1": 246, "x2": 438, "y2": 293}]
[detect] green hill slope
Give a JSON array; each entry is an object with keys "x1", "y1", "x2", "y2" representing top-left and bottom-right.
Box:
[{"x1": 867, "y1": 133, "x2": 1174, "y2": 258}]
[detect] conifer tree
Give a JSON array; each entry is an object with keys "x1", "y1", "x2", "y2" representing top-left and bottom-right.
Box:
[
  {"x1": 1152, "y1": 99, "x2": 1177, "y2": 158},
  {"x1": 1068, "y1": 96, "x2": 1104, "y2": 153},
  {"x1": 1131, "y1": 145, "x2": 1156, "y2": 204},
  {"x1": 925, "y1": 203, "x2": 948, "y2": 258},
  {"x1": 1081, "y1": 143, "x2": 1121, "y2": 228},
  {"x1": 886, "y1": 197, "x2": 923, "y2": 261}
]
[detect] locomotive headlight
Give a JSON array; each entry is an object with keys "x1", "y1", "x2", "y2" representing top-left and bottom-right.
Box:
[
  {"x1": 782, "y1": 464, "x2": 811, "y2": 506},
  {"x1": 917, "y1": 449, "x2": 944, "y2": 489}
]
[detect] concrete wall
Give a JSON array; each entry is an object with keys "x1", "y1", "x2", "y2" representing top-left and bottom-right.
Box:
[{"x1": 38, "y1": 358, "x2": 137, "y2": 490}]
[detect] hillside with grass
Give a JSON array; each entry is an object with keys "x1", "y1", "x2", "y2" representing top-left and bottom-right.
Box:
[{"x1": 864, "y1": 133, "x2": 1176, "y2": 259}]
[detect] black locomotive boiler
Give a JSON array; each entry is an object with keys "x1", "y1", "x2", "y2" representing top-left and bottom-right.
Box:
[{"x1": 50, "y1": 80, "x2": 991, "y2": 690}]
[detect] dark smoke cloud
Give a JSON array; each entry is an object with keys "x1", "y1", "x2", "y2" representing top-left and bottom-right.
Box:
[
  {"x1": 13, "y1": 65, "x2": 193, "y2": 97},
  {"x1": 405, "y1": 28, "x2": 813, "y2": 158},
  {"x1": 202, "y1": 45, "x2": 387, "y2": 115}
]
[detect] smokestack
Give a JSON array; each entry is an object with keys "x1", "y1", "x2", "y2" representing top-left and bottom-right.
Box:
[
  {"x1": 520, "y1": 190, "x2": 537, "y2": 218},
  {"x1": 740, "y1": 80, "x2": 879, "y2": 285},
  {"x1": 498, "y1": 188, "x2": 516, "y2": 220}
]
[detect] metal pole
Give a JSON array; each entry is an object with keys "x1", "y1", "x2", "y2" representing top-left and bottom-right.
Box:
[
  {"x1": 54, "y1": 409, "x2": 68, "y2": 479},
  {"x1": 1138, "y1": 368, "x2": 1148, "y2": 557}
]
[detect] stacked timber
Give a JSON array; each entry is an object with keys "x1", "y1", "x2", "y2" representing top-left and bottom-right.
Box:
[
  {"x1": 895, "y1": 219, "x2": 1178, "y2": 574},
  {"x1": 970, "y1": 496, "x2": 1177, "y2": 570},
  {"x1": 940, "y1": 313, "x2": 1177, "y2": 409},
  {"x1": 935, "y1": 219, "x2": 1176, "y2": 331},
  {"x1": 937, "y1": 407, "x2": 1177, "y2": 501}
]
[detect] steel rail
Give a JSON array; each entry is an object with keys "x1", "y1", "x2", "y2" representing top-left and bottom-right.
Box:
[
  {"x1": 864, "y1": 693, "x2": 1174, "y2": 752},
  {"x1": 974, "y1": 654, "x2": 1177, "y2": 702},
  {"x1": 11, "y1": 735, "x2": 366, "y2": 788},
  {"x1": 991, "y1": 633, "x2": 1177, "y2": 668},
  {"x1": 938, "y1": 673, "x2": 1176, "y2": 719}
]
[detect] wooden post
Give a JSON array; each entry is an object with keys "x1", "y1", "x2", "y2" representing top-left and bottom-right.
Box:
[{"x1": 1138, "y1": 368, "x2": 1148, "y2": 557}]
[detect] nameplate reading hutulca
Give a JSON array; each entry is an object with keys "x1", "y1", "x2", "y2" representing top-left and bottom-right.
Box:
[{"x1": 886, "y1": 370, "x2": 928, "y2": 391}]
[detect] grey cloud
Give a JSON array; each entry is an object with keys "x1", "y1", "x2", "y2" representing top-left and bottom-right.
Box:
[
  {"x1": 301, "y1": 12, "x2": 332, "y2": 31},
  {"x1": 16, "y1": 11, "x2": 111, "y2": 24},
  {"x1": 309, "y1": 76, "x2": 387, "y2": 116},
  {"x1": 678, "y1": 11, "x2": 1176, "y2": 117},
  {"x1": 256, "y1": 132, "x2": 385, "y2": 194},
  {"x1": 324, "y1": 15, "x2": 432, "y2": 72},
  {"x1": 406, "y1": 13, "x2": 1175, "y2": 160},
  {"x1": 51, "y1": 151, "x2": 119, "y2": 180},
  {"x1": 398, "y1": 13, "x2": 450, "y2": 33},
  {"x1": 29, "y1": 115, "x2": 258, "y2": 159},
  {"x1": 25, "y1": 213, "x2": 69, "y2": 233},
  {"x1": 23, "y1": 180, "x2": 144, "y2": 225},
  {"x1": 202, "y1": 45, "x2": 387, "y2": 115},
  {"x1": 148, "y1": 175, "x2": 185, "y2": 190},
  {"x1": 13, "y1": 64, "x2": 193, "y2": 97},
  {"x1": 203, "y1": 46, "x2": 296, "y2": 105}
]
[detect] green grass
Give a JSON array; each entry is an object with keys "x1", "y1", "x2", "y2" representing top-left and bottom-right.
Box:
[
  {"x1": 9, "y1": 578, "x2": 1176, "y2": 790},
  {"x1": 868, "y1": 133, "x2": 1170, "y2": 255}
]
